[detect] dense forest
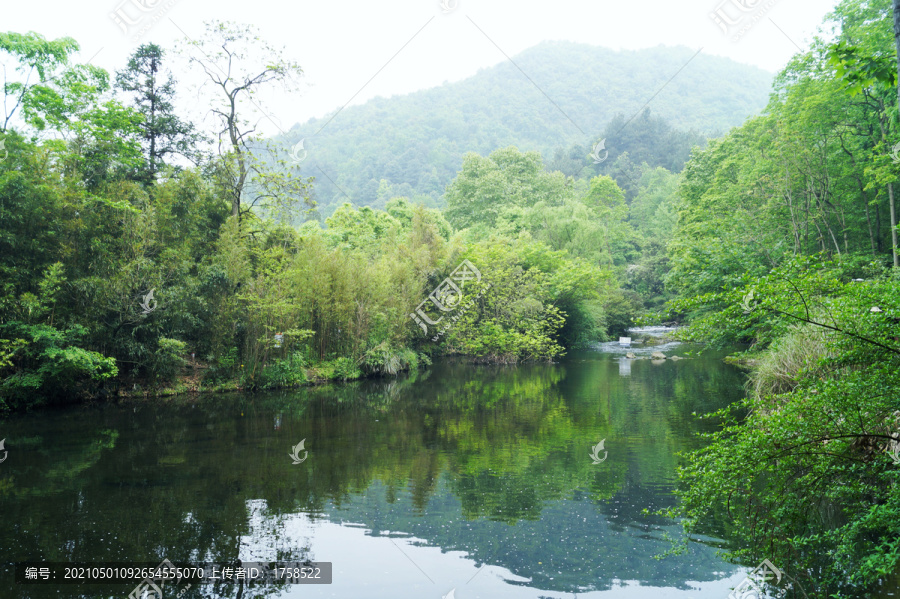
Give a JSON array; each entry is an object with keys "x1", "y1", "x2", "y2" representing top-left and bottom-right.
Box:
[{"x1": 1, "y1": 0, "x2": 900, "y2": 595}]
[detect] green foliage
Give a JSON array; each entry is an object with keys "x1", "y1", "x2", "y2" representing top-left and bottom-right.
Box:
[
  {"x1": 670, "y1": 260, "x2": 900, "y2": 596},
  {"x1": 115, "y1": 43, "x2": 202, "y2": 183},
  {"x1": 444, "y1": 146, "x2": 569, "y2": 233},
  {"x1": 0, "y1": 322, "x2": 117, "y2": 410},
  {"x1": 660, "y1": 5, "x2": 900, "y2": 591},
  {"x1": 256, "y1": 352, "x2": 307, "y2": 389},
  {"x1": 601, "y1": 289, "x2": 644, "y2": 337},
  {"x1": 0, "y1": 30, "x2": 83, "y2": 131},
  {"x1": 148, "y1": 337, "x2": 187, "y2": 385},
  {"x1": 314, "y1": 357, "x2": 363, "y2": 381},
  {"x1": 432, "y1": 240, "x2": 578, "y2": 363}
]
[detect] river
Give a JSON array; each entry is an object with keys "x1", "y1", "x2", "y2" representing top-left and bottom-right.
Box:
[{"x1": 1, "y1": 331, "x2": 757, "y2": 598}]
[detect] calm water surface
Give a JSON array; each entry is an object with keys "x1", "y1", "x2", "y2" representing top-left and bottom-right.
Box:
[{"x1": 1, "y1": 337, "x2": 754, "y2": 598}]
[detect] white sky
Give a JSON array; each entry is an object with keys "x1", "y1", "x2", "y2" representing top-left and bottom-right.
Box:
[{"x1": 4, "y1": 0, "x2": 841, "y2": 138}]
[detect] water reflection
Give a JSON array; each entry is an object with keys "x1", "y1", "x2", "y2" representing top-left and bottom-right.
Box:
[{"x1": 0, "y1": 347, "x2": 748, "y2": 598}]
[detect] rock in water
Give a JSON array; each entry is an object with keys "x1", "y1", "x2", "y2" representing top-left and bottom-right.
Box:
[
  {"x1": 626, "y1": 352, "x2": 636, "y2": 359},
  {"x1": 651, "y1": 351, "x2": 666, "y2": 360},
  {"x1": 670, "y1": 355, "x2": 683, "y2": 361}
]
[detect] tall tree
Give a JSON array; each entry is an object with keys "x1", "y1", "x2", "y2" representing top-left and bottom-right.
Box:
[
  {"x1": 179, "y1": 21, "x2": 309, "y2": 222},
  {"x1": 115, "y1": 43, "x2": 198, "y2": 186}
]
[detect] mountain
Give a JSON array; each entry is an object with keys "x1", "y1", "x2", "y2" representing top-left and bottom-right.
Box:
[{"x1": 276, "y1": 41, "x2": 773, "y2": 216}]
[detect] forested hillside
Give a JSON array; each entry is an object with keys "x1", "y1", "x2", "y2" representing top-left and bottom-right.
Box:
[
  {"x1": 277, "y1": 42, "x2": 771, "y2": 215},
  {"x1": 4, "y1": 0, "x2": 900, "y2": 593}
]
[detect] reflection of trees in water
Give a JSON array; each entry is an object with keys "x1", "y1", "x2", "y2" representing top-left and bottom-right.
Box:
[{"x1": 0, "y1": 354, "x2": 745, "y2": 597}]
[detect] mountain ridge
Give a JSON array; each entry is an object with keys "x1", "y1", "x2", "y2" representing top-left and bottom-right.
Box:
[{"x1": 275, "y1": 41, "x2": 773, "y2": 213}]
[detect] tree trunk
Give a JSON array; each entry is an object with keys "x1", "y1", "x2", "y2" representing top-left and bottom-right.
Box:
[
  {"x1": 853, "y1": 177, "x2": 877, "y2": 257},
  {"x1": 864, "y1": 194, "x2": 876, "y2": 258},
  {"x1": 890, "y1": 183, "x2": 899, "y2": 267},
  {"x1": 876, "y1": 202, "x2": 883, "y2": 253}
]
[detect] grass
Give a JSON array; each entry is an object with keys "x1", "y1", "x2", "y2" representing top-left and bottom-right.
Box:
[{"x1": 749, "y1": 324, "x2": 832, "y2": 400}]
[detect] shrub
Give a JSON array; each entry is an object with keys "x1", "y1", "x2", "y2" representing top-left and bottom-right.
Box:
[
  {"x1": 312, "y1": 357, "x2": 363, "y2": 381},
  {"x1": 330, "y1": 357, "x2": 362, "y2": 381},
  {"x1": 148, "y1": 338, "x2": 187, "y2": 385},
  {"x1": 257, "y1": 352, "x2": 307, "y2": 389},
  {"x1": 0, "y1": 322, "x2": 118, "y2": 410}
]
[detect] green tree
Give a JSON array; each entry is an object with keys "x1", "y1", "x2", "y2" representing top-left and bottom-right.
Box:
[
  {"x1": 444, "y1": 146, "x2": 569, "y2": 233},
  {"x1": 115, "y1": 43, "x2": 200, "y2": 185},
  {"x1": 0, "y1": 31, "x2": 80, "y2": 131},
  {"x1": 178, "y1": 21, "x2": 310, "y2": 222}
]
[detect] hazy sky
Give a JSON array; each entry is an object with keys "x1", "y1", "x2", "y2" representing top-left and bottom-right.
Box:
[{"x1": 4, "y1": 0, "x2": 841, "y2": 137}]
